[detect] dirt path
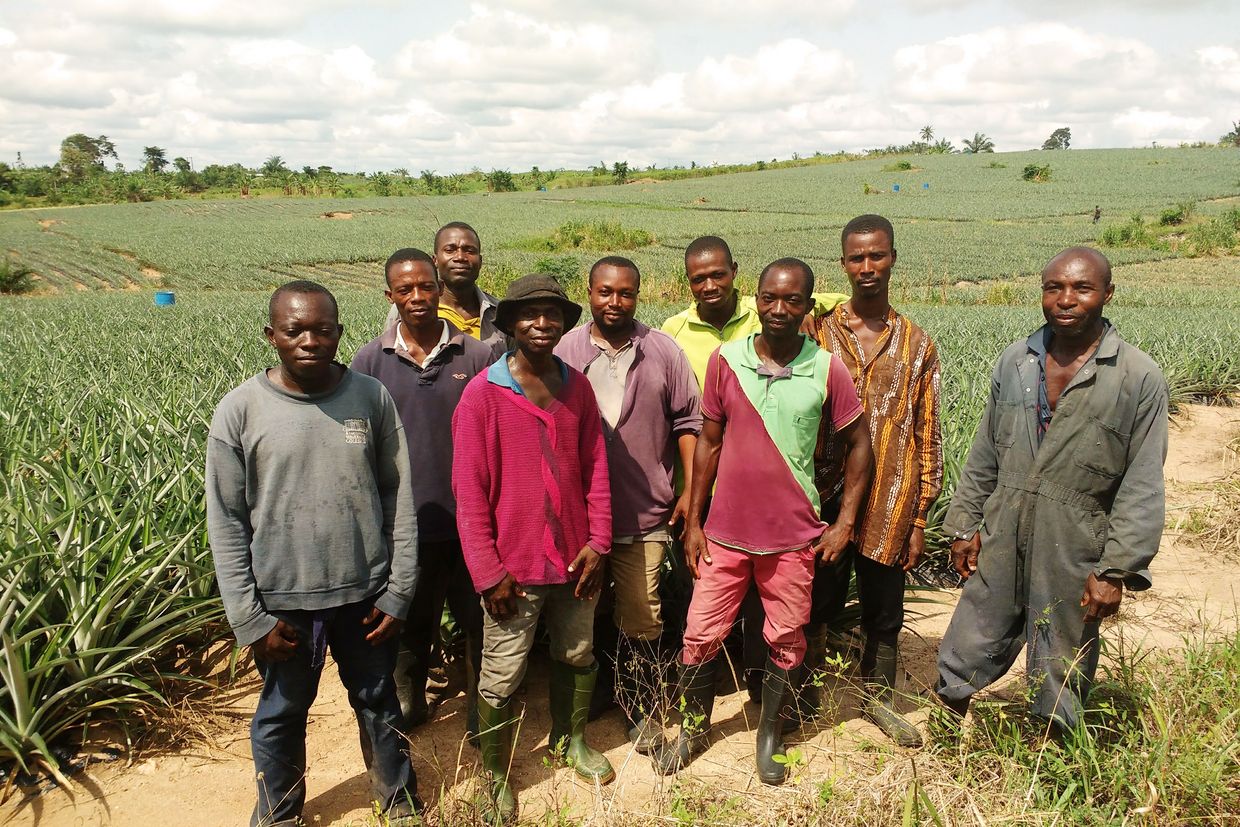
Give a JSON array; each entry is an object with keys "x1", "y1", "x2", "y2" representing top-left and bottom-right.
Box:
[{"x1": 6, "y1": 405, "x2": 1237, "y2": 826}]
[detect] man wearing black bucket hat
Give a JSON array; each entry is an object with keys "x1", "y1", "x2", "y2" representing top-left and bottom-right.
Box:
[{"x1": 452, "y1": 274, "x2": 614, "y2": 824}]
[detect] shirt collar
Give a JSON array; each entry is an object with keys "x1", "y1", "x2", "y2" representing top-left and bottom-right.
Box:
[
  {"x1": 486, "y1": 352, "x2": 570, "y2": 397},
  {"x1": 687, "y1": 290, "x2": 752, "y2": 330},
  {"x1": 734, "y1": 333, "x2": 819, "y2": 376},
  {"x1": 395, "y1": 319, "x2": 450, "y2": 364}
]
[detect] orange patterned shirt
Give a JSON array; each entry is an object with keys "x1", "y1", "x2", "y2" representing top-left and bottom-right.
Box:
[{"x1": 813, "y1": 304, "x2": 943, "y2": 566}]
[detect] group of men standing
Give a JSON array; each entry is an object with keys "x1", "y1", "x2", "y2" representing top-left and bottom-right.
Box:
[{"x1": 207, "y1": 216, "x2": 1168, "y2": 826}]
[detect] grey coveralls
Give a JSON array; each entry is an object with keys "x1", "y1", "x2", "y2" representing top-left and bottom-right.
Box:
[{"x1": 937, "y1": 324, "x2": 1168, "y2": 728}]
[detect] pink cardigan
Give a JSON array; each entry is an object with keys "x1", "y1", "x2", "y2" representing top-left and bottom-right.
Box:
[{"x1": 451, "y1": 358, "x2": 611, "y2": 593}]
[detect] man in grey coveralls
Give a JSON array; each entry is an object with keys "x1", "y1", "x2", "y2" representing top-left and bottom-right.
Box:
[{"x1": 935, "y1": 247, "x2": 1168, "y2": 732}]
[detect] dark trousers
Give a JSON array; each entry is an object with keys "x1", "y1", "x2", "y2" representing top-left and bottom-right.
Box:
[
  {"x1": 811, "y1": 549, "x2": 905, "y2": 655},
  {"x1": 399, "y1": 537, "x2": 483, "y2": 719},
  {"x1": 250, "y1": 598, "x2": 416, "y2": 827}
]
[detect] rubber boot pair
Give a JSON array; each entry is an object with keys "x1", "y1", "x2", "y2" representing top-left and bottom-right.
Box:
[
  {"x1": 548, "y1": 660, "x2": 616, "y2": 784},
  {"x1": 756, "y1": 657, "x2": 799, "y2": 786},
  {"x1": 616, "y1": 638, "x2": 666, "y2": 754},
  {"x1": 475, "y1": 696, "x2": 517, "y2": 826},
  {"x1": 862, "y1": 641, "x2": 922, "y2": 748},
  {"x1": 652, "y1": 657, "x2": 718, "y2": 774}
]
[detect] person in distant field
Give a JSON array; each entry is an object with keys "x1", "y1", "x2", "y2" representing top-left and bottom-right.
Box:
[
  {"x1": 556, "y1": 256, "x2": 702, "y2": 755},
  {"x1": 661, "y1": 237, "x2": 849, "y2": 702},
  {"x1": 809, "y1": 214, "x2": 942, "y2": 748},
  {"x1": 1093, "y1": 206, "x2": 1101, "y2": 224},
  {"x1": 385, "y1": 222, "x2": 505, "y2": 350},
  {"x1": 352, "y1": 248, "x2": 496, "y2": 742},
  {"x1": 936, "y1": 247, "x2": 1168, "y2": 735},
  {"x1": 653, "y1": 258, "x2": 872, "y2": 786},
  {"x1": 452, "y1": 274, "x2": 614, "y2": 825},
  {"x1": 207, "y1": 281, "x2": 421, "y2": 826}
]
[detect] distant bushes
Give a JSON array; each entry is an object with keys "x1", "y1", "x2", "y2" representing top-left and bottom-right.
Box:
[
  {"x1": 521, "y1": 220, "x2": 654, "y2": 253},
  {"x1": 1021, "y1": 163, "x2": 1052, "y2": 182}
]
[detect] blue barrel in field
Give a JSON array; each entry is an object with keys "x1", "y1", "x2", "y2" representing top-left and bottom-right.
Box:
[
  {"x1": 923, "y1": 182, "x2": 930, "y2": 189},
  {"x1": 893, "y1": 184, "x2": 900, "y2": 193},
  {"x1": 154, "y1": 290, "x2": 176, "y2": 306}
]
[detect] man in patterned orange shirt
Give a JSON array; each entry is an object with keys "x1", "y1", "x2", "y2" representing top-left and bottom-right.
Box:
[{"x1": 810, "y1": 214, "x2": 943, "y2": 747}]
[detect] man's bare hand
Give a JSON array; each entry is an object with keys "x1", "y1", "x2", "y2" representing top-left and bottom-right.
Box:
[
  {"x1": 1080, "y1": 572, "x2": 1123, "y2": 624},
  {"x1": 252, "y1": 619, "x2": 299, "y2": 662},
  {"x1": 362, "y1": 606, "x2": 403, "y2": 645},
  {"x1": 902, "y1": 526, "x2": 927, "y2": 573},
  {"x1": 568, "y1": 545, "x2": 605, "y2": 599},
  {"x1": 813, "y1": 522, "x2": 852, "y2": 567},
  {"x1": 683, "y1": 525, "x2": 711, "y2": 580},
  {"x1": 483, "y1": 573, "x2": 525, "y2": 622},
  {"x1": 669, "y1": 492, "x2": 692, "y2": 539},
  {"x1": 799, "y1": 312, "x2": 819, "y2": 336},
  {"x1": 951, "y1": 532, "x2": 982, "y2": 580}
]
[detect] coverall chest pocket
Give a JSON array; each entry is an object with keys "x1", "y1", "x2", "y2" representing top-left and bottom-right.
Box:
[
  {"x1": 992, "y1": 400, "x2": 1023, "y2": 449},
  {"x1": 1074, "y1": 417, "x2": 1130, "y2": 479}
]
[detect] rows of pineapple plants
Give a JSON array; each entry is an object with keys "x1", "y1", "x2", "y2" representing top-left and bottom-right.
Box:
[{"x1": 2, "y1": 290, "x2": 1237, "y2": 784}]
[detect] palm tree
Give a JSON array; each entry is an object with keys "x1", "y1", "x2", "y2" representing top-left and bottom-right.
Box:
[
  {"x1": 920, "y1": 125, "x2": 934, "y2": 143},
  {"x1": 1221, "y1": 120, "x2": 1240, "y2": 147},
  {"x1": 142, "y1": 146, "x2": 169, "y2": 174},
  {"x1": 961, "y1": 132, "x2": 995, "y2": 153}
]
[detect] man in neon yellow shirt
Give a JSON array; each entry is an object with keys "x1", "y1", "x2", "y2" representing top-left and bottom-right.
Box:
[{"x1": 661, "y1": 235, "x2": 847, "y2": 703}]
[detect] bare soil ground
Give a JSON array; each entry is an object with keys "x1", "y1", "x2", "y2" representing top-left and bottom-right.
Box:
[{"x1": 6, "y1": 404, "x2": 1237, "y2": 827}]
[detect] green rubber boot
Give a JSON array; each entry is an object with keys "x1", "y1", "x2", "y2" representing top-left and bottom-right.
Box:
[
  {"x1": 862, "y1": 642, "x2": 923, "y2": 748},
  {"x1": 475, "y1": 695, "x2": 517, "y2": 826},
  {"x1": 548, "y1": 660, "x2": 616, "y2": 784}
]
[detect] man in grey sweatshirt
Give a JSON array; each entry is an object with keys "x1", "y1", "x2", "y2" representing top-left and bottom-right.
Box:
[{"x1": 206, "y1": 280, "x2": 421, "y2": 826}]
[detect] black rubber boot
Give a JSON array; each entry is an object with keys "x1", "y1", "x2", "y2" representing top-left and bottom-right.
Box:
[
  {"x1": 652, "y1": 657, "x2": 718, "y2": 775},
  {"x1": 393, "y1": 645, "x2": 428, "y2": 731},
  {"x1": 616, "y1": 637, "x2": 666, "y2": 755},
  {"x1": 756, "y1": 657, "x2": 795, "y2": 786},
  {"x1": 548, "y1": 660, "x2": 616, "y2": 783},
  {"x1": 794, "y1": 622, "x2": 828, "y2": 724},
  {"x1": 862, "y1": 641, "x2": 922, "y2": 748},
  {"x1": 475, "y1": 695, "x2": 517, "y2": 826}
]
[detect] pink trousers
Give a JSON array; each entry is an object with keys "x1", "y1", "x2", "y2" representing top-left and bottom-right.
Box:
[{"x1": 681, "y1": 540, "x2": 816, "y2": 671}]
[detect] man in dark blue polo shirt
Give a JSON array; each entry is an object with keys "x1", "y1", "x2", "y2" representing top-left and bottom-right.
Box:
[{"x1": 353, "y1": 247, "x2": 497, "y2": 739}]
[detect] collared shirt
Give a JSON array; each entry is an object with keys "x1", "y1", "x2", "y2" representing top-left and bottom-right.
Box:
[
  {"x1": 350, "y1": 319, "x2": 496, "y2": 542},
  {"x1": 813, "y1": 304, "x2": 943, "y2": 566},
  {"x1": 1027, "y1": 322, "x2": 1111, "y2": 446},
  {"x1": 661, "y1": 290, "x2": 850, "y2": 387},
  {"x1": 394, "y1": 319, "x2": 450, "y2": 367},
  {"x1": 452, "y1": 355, "x2": 611, "y2": 592},
  {"x1": 486, "y1": 353, "x2": 570, "y2": 397},
  {"x1": 585, "y1": 335, "x2": 636, "y2": 427},
  {"x1": 556, "y1": 320, "x2": 703, "y2": 538},
  {"x1": 701, "y1": 334, "x2": 862, "y2": 553},
  {"x1": 386, "y1": 285, "x2": 504, "y2": 348}
]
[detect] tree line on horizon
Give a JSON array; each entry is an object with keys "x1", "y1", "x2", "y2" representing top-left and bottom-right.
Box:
[{"x1": 1, "y1": 124, "x2": 1236, "y2": 210}]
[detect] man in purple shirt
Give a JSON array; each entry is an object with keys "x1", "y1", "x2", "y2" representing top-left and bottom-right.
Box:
[{"x1": 557, "y1": 256, "x2": 702, "y2": 754}]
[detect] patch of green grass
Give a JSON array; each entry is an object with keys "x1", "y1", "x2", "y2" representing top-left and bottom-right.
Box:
[{"x1": 518, "y1": 220, "x2": 655, "y2": 253}]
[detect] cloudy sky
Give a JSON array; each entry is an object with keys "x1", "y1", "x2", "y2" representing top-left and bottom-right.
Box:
[{"x1": 1, "y1": 1, "x2": 1236, "y2": 174}]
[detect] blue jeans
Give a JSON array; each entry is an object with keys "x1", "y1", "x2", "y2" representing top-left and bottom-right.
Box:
[{"x1": 250, "y1": 598, "x2": 417, "y2": 827}]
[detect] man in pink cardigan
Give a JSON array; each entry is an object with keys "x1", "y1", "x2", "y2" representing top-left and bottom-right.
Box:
[{"x1": 451, "y1": 274, "x2": 613, "y2": 825}]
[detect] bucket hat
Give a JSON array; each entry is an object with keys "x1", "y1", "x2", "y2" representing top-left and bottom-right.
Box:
[{"x1": 494, "y1": 273, "x2": 582, "y2": 335}]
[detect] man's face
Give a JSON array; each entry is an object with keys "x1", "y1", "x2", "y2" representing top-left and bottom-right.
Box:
[
  {"x1": 841, "y1": 230, "x2": 896, "y2": 299},
  {"x1": 1041, "y1": 256, "x2": 1114, "y2": 339},
  {"x1": 434, "y1": 227, "x2": 482, "y2": 292},
  {"x1": 265, "y1": 292, "x2": 342, "y2": 383},
  {"x1": 756, "y1": 267, "x2": 811, "y2": 341},
  {"x1": 512, "y1": 301, "x2": 565, "y2": 356},
  {"x1": 588, "y1": 264, "x2": 639, "y2": 336},
  {"x1": 385, "y1": 260, "x2": 440, "y2": 331},
  {"x1": 685, "y1": 249, "x2": 737, "y2": 311}
]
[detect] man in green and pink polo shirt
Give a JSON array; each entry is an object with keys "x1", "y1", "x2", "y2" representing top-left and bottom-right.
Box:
[{"x1": 653, "y1": 258, "x2": 873, "y2": 786}]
